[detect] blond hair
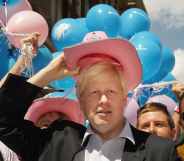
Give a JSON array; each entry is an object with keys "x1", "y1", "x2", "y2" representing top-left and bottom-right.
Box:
[{"x1": 76, "y1": 61, "x2": 127, "y2": 97}]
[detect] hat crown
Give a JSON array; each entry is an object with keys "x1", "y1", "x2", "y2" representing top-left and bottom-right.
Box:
[{"x1": 83, "y1": 31, "x2": 108, "y2": 43}]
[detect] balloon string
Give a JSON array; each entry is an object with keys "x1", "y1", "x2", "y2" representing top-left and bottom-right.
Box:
[
  {"x1": 131, "y1": 80, "x2": 180, "y2": 100},
  {"x1": 20, "y1": 43, "x2": 35, "y2": 78},
  {"x1": 22, "y1": 53, "x2": 34, "y2": 78},
  {"x1": 0, "y1": 19, "x2": 5, "y2": 28},
  {"x1": 5, "y1": 31, "x2": 30, "y2": 37},
  {"x1": 138, "y1": 81, "x2": 179, "y2": 89},
  {"x1": 3, "y1": 1, "x2": 8, "y2": 26}
]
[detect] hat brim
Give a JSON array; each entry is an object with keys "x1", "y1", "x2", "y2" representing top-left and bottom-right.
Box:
[
  {"x1": 124, "y1": 97, "x2": 140, "y2": 126},
  {"x1": 24, "y1": 97, "x2": 84, "y2": 124},
  {"x1": 147, "y1": 95, "x2": 178, "y2": 115},
  {"x1": 64, "y1": 38, "x2": 142, "y2": 91}
]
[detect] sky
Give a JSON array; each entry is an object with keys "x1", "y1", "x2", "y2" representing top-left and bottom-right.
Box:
[{"x1": 143, "y1": 0, "x2": 184, "y2": 82}]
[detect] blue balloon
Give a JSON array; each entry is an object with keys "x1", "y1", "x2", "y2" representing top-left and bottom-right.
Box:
[
  {"x1": 32, "y1": 46, "x2": 52, "y2": 73},
  {"x1": 146, "y1": 45, "x2": 175, "y2": 83},
  {"x1": 0, "y1": 31, "x2": 9, "y2": 53},
  {"x1": 8, "y1": 50, "x2": 19, "y2": 69},
  {"x1": 49, "y1": 51, "x2": 75, "y2": 90},
  {"x1": 119, "y1": 8, "x2": 151, "y2": 39},
  {"x1": 86, "y1": 4, "x2": 120, "y2": 37},
  {"x1": 161, "y1": 73, "x2": 176, "y2": 82},
  {"x1": 75, "y1": 18, "x2": 89, "y2": 31},
  {"x1": 50, "y1": 51, "x2": 75, "y2": 90},
  {"x1": 51, "y1": 18, "x2": 88, "y2": 50},
  {"x1": 47, "y1": 90, "x2": 77, "y2": 100},
  {"x1": 0, "y1": 51, "x2": 9, "y2": 78},
  {"x1": 52, "y1": 51, "x2": 63, "y2": 59},
  {"x1": 50, "y1": 76, "x2": 76, "y2": 91},
  {"x1": 8, "y1": 56, "x2": 16, "y2": 69},
  {"x1": 0, "y1": 0, "x2": 21, "y2": 6},
  {"x1": 130, "y1": 31, "x2": 162, "y2": 48},
  {"x1": 130, "y1": 39, "x2": 161, "y2": 82},
  {"x1": 6, "y1": 46, "x2": 52, "y2": 76},
  {"x1": 0, "y1": 32, "x2": 10, "y2": 78}
]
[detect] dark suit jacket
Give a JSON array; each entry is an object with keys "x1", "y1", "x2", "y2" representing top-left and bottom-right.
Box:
[{"x1": 0, "y1": 74, "x2": 179, "y2": 161}]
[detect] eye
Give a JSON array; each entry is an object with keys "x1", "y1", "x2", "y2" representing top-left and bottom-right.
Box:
[
  {"x1": 140, "y1": 123, "x2": 150, "y2": 130},
  {"x1": 155, "y1": 122, "x2": 167, "y2": 128},
  {"x1": 89, "y1": 90, "x2": 99, "y2": 97},
  {"x1": 106, "y1": 89, "x2": 118, "y2": 96},
  {"x1": 107, "y1": 89, "x2": 115, "y2": 94},
  {"x1": 92, "y1": 90, "x2": 98, "y2": 94}
]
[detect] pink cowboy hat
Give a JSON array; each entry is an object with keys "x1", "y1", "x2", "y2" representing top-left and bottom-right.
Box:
[
  {"x1": 64, "y1": 31, "x2": 142, "y2": 91},
  {"x1": 147, "y1": 95, "x2": 178, "y2": 115},
  {"x1": 24, "y1": 97, "x2": 84, "y2": 125}
]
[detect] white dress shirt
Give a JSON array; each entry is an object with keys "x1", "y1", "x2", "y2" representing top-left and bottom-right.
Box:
[
  {"x1": 0, "y1": 141, "x2": 20, "y2": 161},
  {"x1": 81, "y1": 120, "x2": 135, "y2": 161}
]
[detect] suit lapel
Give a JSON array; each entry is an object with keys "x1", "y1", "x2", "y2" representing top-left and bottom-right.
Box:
[{"x1": 122, "y1": 125, "x2": 150, "y2": 161}]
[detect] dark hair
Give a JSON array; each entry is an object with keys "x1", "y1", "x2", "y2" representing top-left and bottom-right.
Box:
[
  {"x1": 0, "y1": 151, "x2": 4, "y2": 161},
  {"x1": 137, "y1": 102, "x2": 175, "y2": 129}
]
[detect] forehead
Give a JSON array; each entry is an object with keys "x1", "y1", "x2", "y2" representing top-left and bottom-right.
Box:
[
  {"x1": 139, "y1": 111, "x2": 168, "y2": 122},
  {"x1": 86, "y1": 69, "x2": 122, "y2": 87}
]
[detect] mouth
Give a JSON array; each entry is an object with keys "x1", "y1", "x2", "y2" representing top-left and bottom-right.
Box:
[{"x1": 96, "y1": 111, "x2": 112, "y2": 117}]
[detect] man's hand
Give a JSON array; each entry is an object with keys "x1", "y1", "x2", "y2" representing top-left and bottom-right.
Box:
[
  {"x1": 27, "y1": 53, "x2": 79, "y2": 88},
  {"x1": 21, "y1": 32, "x2": 40, "y2": 55}
]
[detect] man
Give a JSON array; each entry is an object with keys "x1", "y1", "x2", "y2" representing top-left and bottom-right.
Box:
[
  {"x1": 24, "y1": 96, "x2": 84, "y2": 129},
  {"x1": 136, "y1": 102, "x2": 176, "y2": 139},
  {"x1": 0, "y1": 31, "x2": 178, "y2": 161},
  {"x1": 176, "y1": 93, "x2": 184, "y2": 161}
]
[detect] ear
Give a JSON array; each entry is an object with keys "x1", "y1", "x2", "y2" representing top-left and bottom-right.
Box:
[{"x1": 172, "y1": 127, "x2": 178, "y2": 141}]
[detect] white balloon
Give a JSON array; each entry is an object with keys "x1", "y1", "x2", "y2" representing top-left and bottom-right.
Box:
[{"x1": 172, "y1": 49, "x2": 184, "y2": 82}]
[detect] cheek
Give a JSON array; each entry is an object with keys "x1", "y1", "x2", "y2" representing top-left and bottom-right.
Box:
[
  {"x1": 79, "y1": 100, "x2": 95, "y2": 117},
  {"x1": 114, "y1": 99, "x2": 127, "y2": 114}
]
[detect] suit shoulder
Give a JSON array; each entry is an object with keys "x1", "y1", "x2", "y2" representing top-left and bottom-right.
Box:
[
  {"x1": 48, "y1": 119, "x2": 86, "y2": 135},
  {"x1": 147, "y1": 134, "x2": 176, "y2": 149}
]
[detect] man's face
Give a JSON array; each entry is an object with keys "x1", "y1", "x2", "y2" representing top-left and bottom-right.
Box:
[
  {"x1": 79, "y1": 70, "x2": 127, "y2": 138},
  {"x1": 137, "y1": 111, "x2": 174, "y2": 139}
]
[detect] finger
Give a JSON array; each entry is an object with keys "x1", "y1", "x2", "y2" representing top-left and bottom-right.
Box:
[
  {"x1": 33, "y1": 32, "x2": 41, "y2": 37},
  {"x1": 69, "y1": 67, "x2": 80, "y2": 76}
]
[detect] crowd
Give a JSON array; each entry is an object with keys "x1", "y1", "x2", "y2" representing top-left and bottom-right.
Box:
[{"x1": 0, "y1": 31, "x2": 183, "y2": 161}]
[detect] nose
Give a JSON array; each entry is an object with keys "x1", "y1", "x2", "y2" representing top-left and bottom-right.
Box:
[
  {"x1": 149, "y1": 123, "x2": 156, "y2": 134},
  {"x1": 99, "y1": 94, "x2": 108, "y2": 104}
]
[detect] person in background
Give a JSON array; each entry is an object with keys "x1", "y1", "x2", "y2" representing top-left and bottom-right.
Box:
[
  {"x1": 176, "y1": 93, "x2": 184, "y2": 161},
  {"x1": 0, "y1": 31, "x2": 179, "y2": 161},
  {"x1": 24, "y1": 96, "x2": 84, "y2": 129},
  {"x1": 172, "y1": 83, "x2": 184, "y2": 142},
  {"x1": 137, "y1": 102, "x2": 176, "y2": 139}
]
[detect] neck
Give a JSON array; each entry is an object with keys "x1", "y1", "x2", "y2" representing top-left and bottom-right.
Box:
[{"x1": 92, "y1": 118, "x2": 126, "y2": 141}]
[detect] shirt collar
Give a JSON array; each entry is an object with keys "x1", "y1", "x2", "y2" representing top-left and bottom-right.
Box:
[
  {"x1": 118, "y1": 120, "x2": 135, "y2": 144},
  {"x1": 82, "y1": 120, "x2": 135, "y2": 146}
]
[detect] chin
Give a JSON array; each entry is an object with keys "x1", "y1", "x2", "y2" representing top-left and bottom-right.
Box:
[
  {"x1": 93, "y1": 119, "x2": 111, "y2": 130},
  {"x1": 95, "y1": 117, "x2": 110, "y2": 124}
]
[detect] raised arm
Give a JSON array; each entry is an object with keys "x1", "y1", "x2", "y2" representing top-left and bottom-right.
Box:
[{"x1": 0, "y1": 33, "x2": 79, "y2": 161}]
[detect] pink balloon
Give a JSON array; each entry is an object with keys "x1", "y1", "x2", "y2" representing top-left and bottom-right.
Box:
[
  {"x1": 0, "y1": 0, "x2": 32, "y2": 26},
  {"x1": 124, "y1": 97, "x2": 140, "y2": 126},
  {"x1": 6, "y1": 10, "x2": 49, "y2": 48}
]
